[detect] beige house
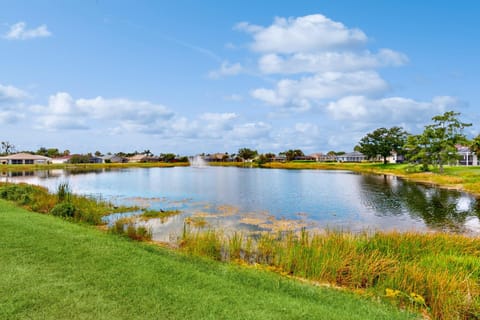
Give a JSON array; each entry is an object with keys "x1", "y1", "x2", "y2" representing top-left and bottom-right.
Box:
[
  {"x1": 0, "y1": 153, "x2": 52, "y2": 165},
  {"x1": 309, "y1": 153, "x2": 336, "y2": 162},
  {"x1": 127, "y1": 154, "x2": 159, "y2": 163}
]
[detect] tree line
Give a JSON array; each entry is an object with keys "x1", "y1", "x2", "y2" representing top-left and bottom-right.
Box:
[
  {"x1": 355, "y1": 111, "x2": 474, "y2": 172},
  {"x1": 1, "y1": 110, "x2": 477, "y2": 170}
]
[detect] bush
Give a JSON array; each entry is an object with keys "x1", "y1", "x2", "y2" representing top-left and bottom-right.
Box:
[{"x1": 50, "y1": 202, "x2": 76, "y2": 218}]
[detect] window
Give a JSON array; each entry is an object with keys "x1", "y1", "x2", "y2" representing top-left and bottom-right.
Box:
[{"x1": 25, "y1": 160, "x2": 34, "y2": 164}]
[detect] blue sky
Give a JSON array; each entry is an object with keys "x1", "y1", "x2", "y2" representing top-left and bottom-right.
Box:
[{"x1": 1, "y1": 1, "x2": 479, "y2": 155}]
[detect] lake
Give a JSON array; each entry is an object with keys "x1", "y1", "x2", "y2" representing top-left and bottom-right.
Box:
[{"x1": 2, "y1": 166, "x2": 480, "y2": 240}]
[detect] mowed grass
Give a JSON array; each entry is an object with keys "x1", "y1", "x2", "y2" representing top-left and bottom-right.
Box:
[{"x1": 0, "y1": 200, "x2": 417, "y2": 320}]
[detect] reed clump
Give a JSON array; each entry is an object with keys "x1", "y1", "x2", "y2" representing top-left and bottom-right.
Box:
[
  {"x1": 109, "y1": 217, "x2": 152, "y2": 241},
  {"x1": 179, "y1": 228, "x2": 480, "y2": 319},
  {"x1": 0, "y1": 182, "x2": 134, "y2": 225}
]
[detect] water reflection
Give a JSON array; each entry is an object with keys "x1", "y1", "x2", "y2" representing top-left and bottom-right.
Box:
[{"x1": 358, "y1": 174, "x2": 479, "y2": 233}]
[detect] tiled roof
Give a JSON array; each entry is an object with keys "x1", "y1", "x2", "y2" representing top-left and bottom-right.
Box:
[{"x1": 0, "y1": 153, "x2": 52, "y2": 160}]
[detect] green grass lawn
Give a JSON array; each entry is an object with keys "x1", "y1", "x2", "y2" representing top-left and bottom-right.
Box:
[{"x1": 0, "y1": 200, "x2": 417, "y2": 320}]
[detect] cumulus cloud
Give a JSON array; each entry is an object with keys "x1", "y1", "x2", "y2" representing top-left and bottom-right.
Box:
[
  {"x1": 229, "y1": 121, "x2": 271, "y2": 139},
  {"x1": 236, "y1": 14, "x2": 367, "y2": 53},
  {"x1": 251, "y1": 71, "x2": 388, "y2": 109},
  {"x1": 0, "y1": 83, "x2": 28, "y2": 102},
  {"x1": 0, "y1": 83, "x2": 28, "y2": 124},
  {"x1": 76, "y1": 96, "x2": 174, "y2": 124},
  {"x1": 32, "y1": 93, "x2": 174, "y2": 131},
  {"x1": 232, "y1": 14, "x2": 409, "y2": 116},
  {"x1": 3, "y1": 22, "x2": 51, "y2": 40},
  {"x1": 208, "y1": 61, "x2": 243, "y2": 78},
  {"x1": 258, "y1": 49, "x2": 408, "y2": 74},
  {"x1": 326, "y1": 95, "x2": 455, "y2": 126}
]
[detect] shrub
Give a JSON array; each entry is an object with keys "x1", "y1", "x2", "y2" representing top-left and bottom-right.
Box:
[{"x1": 50, "y1": 202, "x2": 76, "y2": 218}]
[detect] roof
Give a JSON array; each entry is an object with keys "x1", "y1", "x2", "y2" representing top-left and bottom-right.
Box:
[
  {"x1": 128, "y1": 154, "x2": 148, "y2": 161},
  {"x1": 0, "y1": 153, "x2": 52, "y2": 161},
  {"x1": 52, "y1": 156, "x2": 72, "y2": 160},
  {"x1": 101, "y1": 154, "x2": 122, "y2": 160},
  {"x1": 456, "y1": 145, "x2": 471, "y2": 152},
  {"x1": 339, "y1": 151, "x2": 365, "y2": 157}
]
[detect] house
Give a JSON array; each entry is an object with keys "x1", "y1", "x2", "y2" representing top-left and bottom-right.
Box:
[
  {"x1": 89, "y1": 156, "x2": 103, "y2": 164},
  {"x1": 335, "y1": 151, "x2": 366, "y2": 162},
  {"x1": 0, "y1": 153, "x2": 52, "y2": 165},
  {"x1": 101, "y1": 154, "x2": 126, "y2": 163},
  {"x1": 51, "y1": 156, "x2": 72, "y2": 164},
  {"x1": 272, "y1": 155, "x2": 287, "y2": 162},
  {"x1": 293, "y1": 155, "x2": 316, "y2": 161},
  {"x1": 456, "y1": 145, "x2": 478, "y2": 166},
  {"x1": 309, "y1": 153, "x2": 336, "y2": 162},
  {"x1": 204, "y1": 153, "x2": 229, "y2": 162},
  {"x1": 127, "y1": 154, "x2": 159, "y2": 163},
  {"x1": 386, "y1": 152, "x2": 405, "y2": 164}
]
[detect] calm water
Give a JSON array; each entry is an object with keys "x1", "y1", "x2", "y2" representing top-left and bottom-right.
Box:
[{"x1": 2, "y1": 167, "x2": 480, "y2": 239}]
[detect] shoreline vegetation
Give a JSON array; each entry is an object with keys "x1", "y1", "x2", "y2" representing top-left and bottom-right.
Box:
[
  {"x1": 2, "y1": 163, "x2": 480, "y2": 318},
  {"x1": 0, "y1": 200, "x2": 417, "y2": 320}
]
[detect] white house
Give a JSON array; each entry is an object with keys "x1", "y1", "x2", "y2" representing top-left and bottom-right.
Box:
[
  {"x1": 0, "y1": 153, "x2": 52, "y2": 165},
  {"x1": 335, "y1": 151, "x2": 366, "y2": 162},
  {"x1": 51, "y1": 156, "x2": 72, "y2": 164},
  {"x1": 456, "y1": 145, "x2": 478, "y2": 166}
]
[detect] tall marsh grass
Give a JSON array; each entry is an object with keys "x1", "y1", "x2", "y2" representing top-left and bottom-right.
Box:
[
  {"x1": 179, "y1": 228, "x2": 480, "y2": 319},
  {"x1": 0, "y1": 182, "x2": 134, "y2": 225}
]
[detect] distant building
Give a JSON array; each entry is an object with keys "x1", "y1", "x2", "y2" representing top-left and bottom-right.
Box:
[
  {"x1": 204, "y1": 153, "x2": 230, "y2": 162},
  {"x1": 456, "y1": 145, "x2": 478, "y2": 166},
  {"x1": 309, "y1": 153, "x2": 336, "y2": 162},
  {"x1": 101, "y1": 154, "x2": 126, "y2": 163},
  {"x1": 293, "y1": 155, "x2": 316, "y2": 161},
  {"x1": 51, "y1": 156, "x2": 72, "y2": 164},
  {"x1": 386, "y1": 152, "x2": 405, "y2": 164},
  {"x1": 0, "y1": 153, "x2": 52, "y2": 165},
  {"x1": 335, "y1": 152, "x2": 366, "y2": 162},
  {"x1": 127, "y1": 154, "x2": 159, "y2": 163},
  {"x1": 272, "y1": 155, "x2": 287, "y2": 162}
]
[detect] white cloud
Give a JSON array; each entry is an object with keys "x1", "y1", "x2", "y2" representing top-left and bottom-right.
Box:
[
  {"x1": 3, "y1": 22, "x2": 51, "y2": 40},
  {"x1": 252, "y1": 71, "x2": 388, "y2": 109},
  {"x1": 229, "y1": 122, "x2": 271, "y2": 140},
  {"x1": 232, "y1": 14, "x2": 410, "y2": 117},
  {"x1": 0, "y1": 84, "x2": 28, "y2": 102},
  {"x1": 237, "y1": 14, "x2": 367, "y2": 53},
  {"x1": 76, "y1": 96, "x2": 174, "y2": 124},
  {"x1": 31, "y1": 93, "x2": 174, "y2": 131},
  {"x1": 0, "y1": 111, "x2": 24, "y2": 124},
  {"x1": 258, "y1": 49, "x2": 408, "y2": 74},
  {"x1": 208, "y1": 61, "x2": 243, "y2": 78},
  {"x1": 326, "y1": 95, "x2": 452, "y2": 126}
]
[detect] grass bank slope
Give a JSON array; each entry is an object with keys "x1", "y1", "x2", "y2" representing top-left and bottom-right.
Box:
[{"x1": 0, "y1": 200, "x2": 416, "y2": 320}]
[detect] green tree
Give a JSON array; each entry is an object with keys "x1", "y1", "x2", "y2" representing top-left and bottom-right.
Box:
[
  {"x1": 356, "y1": 127, "x2": 408, "y2": 164},
  {"x1": 280, "y1": 149, "x2": 304, "y2": 161},
  {"x1": 405, "y1": 111, "x2": 471, "y2": 173},
  {"x1": 36, "y1": 147, "x2": 61, "y2": 158},
  {"x1": 426, "y1": 111, "x2": 471, "y2": 172},
  {"x1": 237, "y1": 148, "x2": 258, "y2": 161},
  {"x1": 160, "y1": 153, "x2": 176, "y2": 162},
  {"x1": 404, "y1": 133, "x2": 431, "y2": 171},
  {"x1": 69, "y1": 154, "x2": 92, "y2": 164},
  {"x1": 469, "y1": 134, "x2": 480, "y2": 156}
]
